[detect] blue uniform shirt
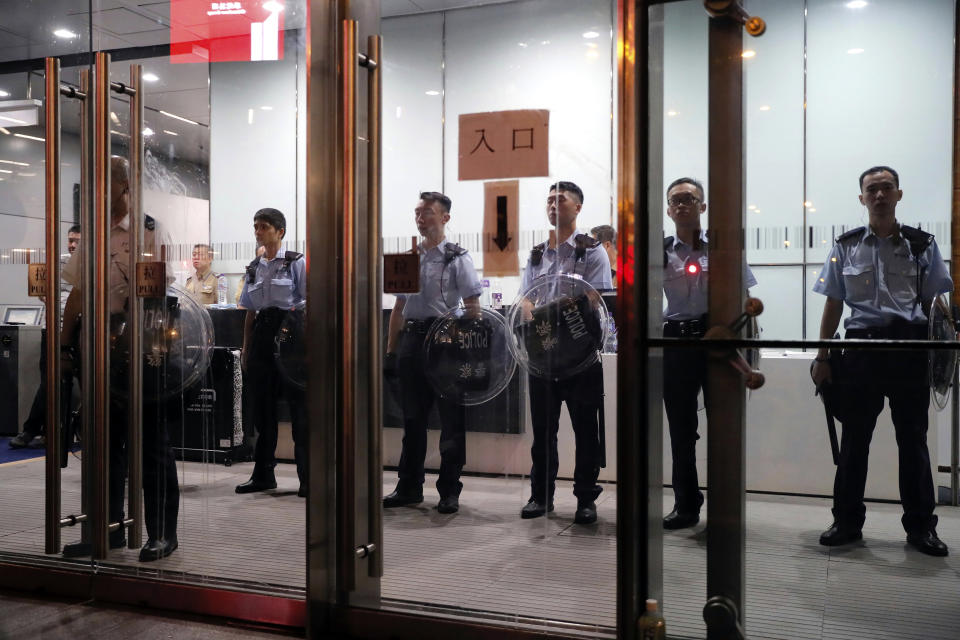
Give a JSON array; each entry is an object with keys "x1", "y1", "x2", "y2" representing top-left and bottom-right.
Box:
[
  {"x1": 239, "y1": 246, "x2": 306, "y2": 311},
  {"x1": 663, "y1": 230, "x2": 758, "y2": 321},
  {"x1": 813, "y1": 225, "x2": 952, "y2": 329},
  {"x1": 398, "y1": 239, "x2": 483, "y2": 320},
  {"x1": 521, "y1": 229, "x2": 613, "y2": 292}
]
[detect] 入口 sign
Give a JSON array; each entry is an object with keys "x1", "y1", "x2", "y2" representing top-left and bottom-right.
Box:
[{"x1": 458, "y1": 109, "x2": 549, "y2": 181}]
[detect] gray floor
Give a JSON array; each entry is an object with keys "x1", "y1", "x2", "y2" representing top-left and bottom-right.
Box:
[{"x1": 1, "y1": 455, "x2": 959, "y2": 639}]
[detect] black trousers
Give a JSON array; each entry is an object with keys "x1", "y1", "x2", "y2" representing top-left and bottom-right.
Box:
[
  {"x1": 249, "y1": 309, "x2": 307, "y2": 485},
  {"x1": 108, "y1": 396, "x2": 180, "y2": 542},
  {"x1": 22, "y1": 329, "x2": 74, "y2": 440},
  {"x1": 833, "y1": 329, "x2": 936, "y2": 535},
  {"x1": 527, "y1": 360, "x2": 604, "y2": 503},
  {"x1": 663, "y1": 345, "x2": 707, "y2": 515},
  {"x1": 395, "y1": 326, "x2": 466, "y2": 498}
]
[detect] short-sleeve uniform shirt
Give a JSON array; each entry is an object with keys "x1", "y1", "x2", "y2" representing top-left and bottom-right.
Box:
[
  {"x1": 663, "y1": 230, "x2": 758, "y2": 322},
  {"x1": 520, "y1": 230, "x2": 613, "y2": 292},
  {"x1": 398, "y1": 239, "x2": 483, "y2": 320},
  {"x1": 185, "y1": 269, "x2": 221, "y2": 305},
  {"x1": 813, "y1": 225, "x2": 953, "y2": 329},
  {"x1": 238, "y1": 246, "x2": 306, "y2": 311}
]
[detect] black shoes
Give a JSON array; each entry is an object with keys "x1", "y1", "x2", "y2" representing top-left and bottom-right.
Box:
[
  {"x1": 520, "y1": 498, "x2": 554, "y2": 519},
  {"x1": 298, "y1": 485, "x2": 306, "y2": 498},
  {"x1": 663, "y1": 508, "x2": 700, "y2": 530},
  {"x1": 574, "y1": 500, "x2": 597, "y2": 525},
  {"x1": 907, "y1": 530, "x2": 949, "y2": 557},
  {"x1": 437, "y1": 496, "x2": 459, "y2": 514},
  {"x1": 139, "y1": 537, "x2": 178, "y2": 562},
  {"x1": 819, "y1": 523, "x2": 863, "y2": 547},
  {"x1": 383, "y1": 487, "x2": 423, "y2": 508},
  {"x1": 8, "y1": 433, "x2": 30, "y2": 449},
  {"x1": 62, "y1": 534, "x2": 127, "y2": 558},
  {"x1": 235, "y1": 473, "x2": 277, "y2": 494}
]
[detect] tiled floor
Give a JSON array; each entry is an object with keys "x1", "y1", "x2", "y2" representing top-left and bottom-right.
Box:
[{"x1": 1, "y1": 456, "x2": 959, "y2": 639}]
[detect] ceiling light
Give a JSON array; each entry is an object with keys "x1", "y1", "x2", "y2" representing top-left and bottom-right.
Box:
[
  {"x1": 259, "y1": 105, "x2": 273, "y2": 110},
  {"x1": 582, "y1": 31, "x2": 600, "y2": 39},
  {"x1": 263, "y1": 0, "x2": 284, "y2": 12},
  {"x1": 0, "y1": 169, "x2": 12, "y2": 174},
  {"x1": 0, "y1": 90, "x2": 9, "y2": 98},
  {"x1": 14, "y1": 133, "x2": 44, "y2": 142},
  {"x1": 110, "y1": 111, "x2": 119, "y2": 124},
  {"x1": 846, "y1": 1, "x2": 868, "y2": 8},
  {"x1": 159, "y1": 110, "x2": 202, "y2": 126},
  {"x1": 741, "y1": 50, "x2": 756, "y2": 58},
  {"x1": 804, "y1": 201, "x2": 812, "y2": 207},
  {"x1": 162, "y1": 129, "x2": 178, "y2": 136},
  {"x1": 143, "y1": 127, "x2": 154, "y2": 136},
  {"x1": 759, "y1": 105, "x2": 771, "y2": 111},
  {"x1": 0, "y1": 128, "x2": 9, "y2": 135},
  {"x1": 667, "y1": 110, "x2": 678, "y2": 117},
  {"x1": 809, "y1": 208, "x2": 817, "y2": 212},
  {"x1": 0, "y1": 159, "x2": 29, "y2": 167},
  {"x1": 847, "y1": 48, "x2": 864, "y2": 55},
  {"x1": 541, "y1": 41, "x2": 550, "y2": 45},
  {"x1": 425, "y1": 90, "x2": 440, "y2": 96},
  {"x1": 748, "y1": 205, "x2": 756, "y2": 210},
  {"x1": 517, "y1": 42, "x2": 528, "y2": 48},
  {"x1": 142, "y1": 72, "x2": 159, "y2": 82},
  {"x1": 110, "y1": 130, "x2": 129, "y2": 138},
  {"x1": 53, "y1": 28, "x2": 78, "y2": 39}
]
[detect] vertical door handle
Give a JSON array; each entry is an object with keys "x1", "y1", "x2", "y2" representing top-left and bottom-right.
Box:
[{"x1": 703, "y1": 1, "x2": 766, "y2": 36}]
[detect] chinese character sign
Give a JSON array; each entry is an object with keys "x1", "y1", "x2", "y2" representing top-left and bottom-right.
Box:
[
  {"x1": 170, "y1": 0, "x2": 285, "y2": 64},
  {"x1": 458, "y1": 109, "x2": 549, "y2": 181}
]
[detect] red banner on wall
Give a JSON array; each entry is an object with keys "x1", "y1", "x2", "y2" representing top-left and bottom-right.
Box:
[{"x1": 170, "y1": 0, "x2": 286, "y2": 64}]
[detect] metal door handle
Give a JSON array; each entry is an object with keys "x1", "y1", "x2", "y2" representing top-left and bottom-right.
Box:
[
  {"x1": 704, "y1": 1, "x2": 766, "y2": 36},
  {"x1": 703, "y1": 595, "x2": 746, "y2": 639},
  {"x1": 705, "y1": 297, "x2": 765, "y2": 390}
]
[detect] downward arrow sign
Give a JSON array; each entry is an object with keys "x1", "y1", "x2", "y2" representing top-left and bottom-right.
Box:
[{"x1": 494, "y1": 195, "x2": 511, "y2": 251}]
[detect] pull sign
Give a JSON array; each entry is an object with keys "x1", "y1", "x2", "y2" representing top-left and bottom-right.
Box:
[
  {"x1": 136, "y1": 261, "x2": 167, "y2": 298},
  {"x1": 28, "y1": 263, "x2": 48, "y2": 298},
  {"x1": 383, "y1": 236, "x2": 420, "y2": 294}
]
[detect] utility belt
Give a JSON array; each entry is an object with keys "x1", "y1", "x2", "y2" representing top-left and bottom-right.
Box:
[
  {"x1": 253, "y1": 307, "x2": 290, "y2": 333},
  {"x1": 663, "y1": 315, "x2": 708, "y2": 338},
  {"x1": 402, "y1": 317, "x2": 437, "y2": 335},
  {"x1": 845, "y1": 324, "x2": 926, "y2": 340}
]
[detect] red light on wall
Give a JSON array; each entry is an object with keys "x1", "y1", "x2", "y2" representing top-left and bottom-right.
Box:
[{"x1": 170, "y1": 0, "x2": 285, "y2": 64}]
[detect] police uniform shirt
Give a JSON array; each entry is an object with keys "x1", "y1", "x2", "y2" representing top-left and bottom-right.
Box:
[
  {"x1": 813, "y1": 226, "x2": 953, "y2": 329},
  {"x1": 398, "y1": 239, "x2": 482, "y2": 320},
  {"x1": 62, "y1": 214, "x2": 173, "y2": 314},
  {"x1": 185, "y1": 268, "x2": 221, "y2": 305},
  {"x1": 521, "y1": 229, "x2": 613, "y2": 292},
  {"x1": 238, "y1": 246, "x2": 306, "y2": 311},
  {"x1": 663, "y1": 229, "x2": 758, "y2": 322}
]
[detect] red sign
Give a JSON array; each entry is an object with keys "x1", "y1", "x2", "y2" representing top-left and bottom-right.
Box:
[{"x1": 170, "y1": 0, "x2": 285, "y2": 64}]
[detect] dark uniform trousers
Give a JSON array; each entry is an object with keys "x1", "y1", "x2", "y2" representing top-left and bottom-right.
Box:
[
  {"x1": 527, "y1": 360, "x2": 604, "y2": 503},
  {"x1": 662, "y1": 317, "x2": 708, "y2": 515},
  {"x1": 249, "y1": 308, "x2": 307, "y2": 485},
  {"x1": 108, "y1": 394, "x2": 180, "y2": 542},
  {"x1": 834, "y1": 325, "x2": 936, "y2": 535},
  {"x1": 22, "y1": 329, "x2": 74, "y2": 442},
  {"x1": 395, "y1": 320, "x2": 467, "y2": 499}
]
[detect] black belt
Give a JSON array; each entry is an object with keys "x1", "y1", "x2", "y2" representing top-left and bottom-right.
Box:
[
  {"x1": 663, "y1": 316, "x2": 707, "y2": 338},
  {"x1": 845, "y1": 324, "x2": 926, "y2": 340},
  {"x1": 402, "y1": 317, "x2": 437, "y2": 334}
]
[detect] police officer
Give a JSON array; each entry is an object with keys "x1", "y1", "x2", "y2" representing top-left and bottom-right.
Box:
[
  {"x1": 383, "y1": 191, "x2": 482, "y2": 514},
  {"x1": 61, "y1": 156, "x2": 180, "y2": 561},
  {"x1": 590, "y1": 224, "x2": 617, "y2": 281},
  {"x1": 235, "y1": 208, "x2": 307, "y2": 497},
  {"x1": 520, "y1": 181, "x2": 611, "y2": 524},
  {"x1": 661, "y1": 177, "x2": 757, "y2": 530},
  {"x1": 185, "y1": 243, "x2": 223, "y2": 305},
  {"x1": 812, "y1": 165, "x2": 951, "y2": 556}
]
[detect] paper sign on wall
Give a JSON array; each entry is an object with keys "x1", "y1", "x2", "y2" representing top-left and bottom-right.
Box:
[
  {"x1": 482, "y1": 180, "x2": 520, "y2": 277},
  {"x1": 459, "y1": 109, "x2": 549, "y2": 181}
]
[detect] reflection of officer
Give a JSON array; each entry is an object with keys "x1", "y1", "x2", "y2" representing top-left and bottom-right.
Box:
[
  {"x1": 235, "y1": 208, "x2": 307, "y2": 497},
  {"x1": 61, "y1": 156, "x2": 180, "y2": 561},
  {"x1": 520, "y1": 181, "x2": 611, "y2": 524},
  {"x1": 383, "y1": 191, "x2": 482, "y2": 514},
  {"x1": 185, "y1": 243, "x2": 222, "y2": 305},
  {"x1": 590, "y1": 224, "x2": 617, "y2": 280},
  {"x1": 661, "y1": 177, "x2": 756, "y2": 530},
  {"x1": 812, "y1": 165, "x2": 951, "y2": 556}
]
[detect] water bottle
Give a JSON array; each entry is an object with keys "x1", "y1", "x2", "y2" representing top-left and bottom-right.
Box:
[
  {"x1": 217, "y1": 275, "x2": 228, "y2": 306},
  {"x1": 604, "y1": 316, "x2": 618, "y2": 353},
  {"x1": 637, "y1": 599, "x2": 666, "y2": 639},
  {"x1": 491, "y1": 279, "x2": 503, "y2": 310},
  {"x1": 481, "y1": 279, "x2": 491, "y2": 307}
]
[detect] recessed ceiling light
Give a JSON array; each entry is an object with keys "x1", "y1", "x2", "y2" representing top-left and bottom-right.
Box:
[
  {"x1": 582, "y1": 31, "x2": 600, "y2": 39},
  {"x1": 110, "y1": 112, "x2": 120, "y2": 124},
  {"x1": 162, "y1": 129, "x2": 178, "y2": 136},
  {"x1": 425, "y1": 90, "x2": 440, "y2": 96},
  {"x1": 0, "y1": 128, "x2": 9, "y2": 135},
  {"x1": 0, "y1": 90, "x2": 9, "y2": 97},
  {"x1": 667, "y1": 110, "x2": 678, "y2": 117},
  {"x1": 0, "y1": 169, "x2": 12, "y2": 174},
  {"x1": 14, "y1": 133, "x2": 44, "y2": 142},
  {"x1": 759, "y1": 105, "x2": 771, "y2": 111},
  {"x1": 263, "y1": 0, "x2": 284, "y2": 11},
  {"x1": 741, "y1": 50, "x2": 756, "y2": 58},
  {"x1": 159, "y1": 110, "x2": 202, "y2": 126},
  {"x1": 517, "y1": 42, "x2": 528, "y2": 48},
  {"x1": 53, "y1": 28, "x2": 77, "y2": 39},
  {"x1": 846, "y1": 1, "x2": 868, "y2": 8},
  {"x1": 847, "y1": 48, "x2": 864, "y2": 55},
  {"x1": 259, "y1": 105, "x2": 273, "y2": 110},
  {"x1": 142, "y1": 72, "x2": 159, "y2": 82},
  {"x1": 0, "y1": 159, "x2": 29, "y2": 167},
  {"x1": 143, "y1": 127, "x2": 154, "y2": 136}
]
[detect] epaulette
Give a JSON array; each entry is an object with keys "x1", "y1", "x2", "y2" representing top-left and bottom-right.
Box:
[
  {"x1": 574, "y1": 233, "x2": 599, "y2": 262},
  {"x1": 835, "y1": 226, "x2": 865, "y2": 243},
  {"x1": 899, "y1": 224, "x2": 933, "y2": 258},
  {"x1": 443, "y1": 243, "x2": 467, "y2": 264},
  {"x1": 530, "y1": 241, "x2": 547, "y2": 266},
  {"x1": 284, "y1": 250, "x2": 304, "y2": 265},
  {"x1": 144, "y1": 214, "x2": 156, "y2": 231}
]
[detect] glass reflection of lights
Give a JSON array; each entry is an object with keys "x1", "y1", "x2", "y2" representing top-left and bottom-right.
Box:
[
  {"x1": 846, "y1": 0, "x2": 868, "y2": 8},
  {"x1": 425, "y1": 90, "x2": 440, "y2": 96},
  {"x1": 143, "y1": 72, "x2": 159, "y2": 82},
  {"x1": 0, "y1": 90, "x2": 9, "y2": 97},
  {"x1": 847, "y1": 48, "x2": 864, "y2": 55},
  {"x1": 759, "y1": 105, "x2": 771, "y2": 111},
  {"x1": 143, "y1": 127, "x2": 154, "y2": 137},
  {"x1": 667, "y1": 110, "x2": 678, "y2": 117},
  {"x1": 582, "y1": 31, "x2": 599, "y2": 39},
  {"x1": 14, "y1": 133, "x2": 44, "y2": 142},
  {"x1": 742, "y1": 50, "x2": 756, "y2": 58},
  {"x1": 263, "y1": 1, "x2": 284, "y2": 12},
  {"x1": 163, "y1": 130, "x2": 178, "y2": 136},
  {"x1": 53, "y1": 28, "x2": 77, "y2": 39}
]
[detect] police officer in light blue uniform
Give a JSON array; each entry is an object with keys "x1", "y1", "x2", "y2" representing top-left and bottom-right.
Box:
[
  {"x1": 520, "y1": 181, "x2": 612, "y2": 525},
  {"x1": 661, "y1": 177, "x2": 757, "y2": 530},
  {"x1": 812, "y1": 165, "x2": 951, "y2": 557},
  {"x1": 383, "y1": 191, "x2": 482, "y2": 514},
  {"x1": 235, "y1": 208, "x2": 308, "y2": 497}
]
